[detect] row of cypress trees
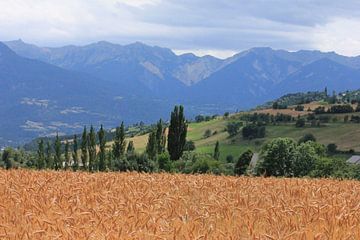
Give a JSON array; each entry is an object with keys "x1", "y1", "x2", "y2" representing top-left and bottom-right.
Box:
[{"x1": 36, "y1": 105, "x2": 188, "y2": 171}]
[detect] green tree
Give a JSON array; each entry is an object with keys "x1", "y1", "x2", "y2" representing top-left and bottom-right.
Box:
[
  {"x1": 98, "y1": 124, "x2": 106, "y2": 171},
  {"x1": 260, "y1": 138, "x2": 297, "y2": 177},
  {"x1": 146, "y1": 131, "x2": 158, "y2": 160},
  {"x1": 113, "y1": 122, "x2": 126, "y2": 159},
  {"x1": 88, "y1": 125, "x2": 97, "y2": 172},
  {"x1": 158, "y1": 152, "x2": 171, "y2": 172},
  {"x1": 54, "y1": 134, "x2": 62, "y2": 170},
  {"x1": 2, "y1": 148, "x2": 13, "y2": 170},
  {"x1": 167, "y1": 105, "x2": 187, "y2": 160},
  {"x1": 126, "y1": 140, "x2": 135, "y2": 154},
  {"x1": 191, "y1": 155, "x2": 223, "y2": 174},
  {"x1": 64, "y1": 141, "x2": 70, "y2": 170},
  {"x1": 37, "y1": 139, "x2": 45, "y2": 169},
  {"x1": 184, "y1": 140, "x2": 196, "y2": 151},
  {"x1": 293, "y1": 142, "x2": 318, "y2": 177},
  {"x1": 156, "y1": 119, "x2": 166, "y2": 154},
  {"x1": 295, "y1": 118, "x2": 305, "y2": 127},
  {"x1": 298, "y1": 133, "x2": 316, "y2": 144},
  {"x1": 106, "y1": 151, "x2": 114, "y2": 170},
  {"x1": 327, "y1": 143, "x2": 338, "y2": 155},
  {"x1": 45, "y1": 142, "x2": 53, "y2": 169},
  {"x1": 213, "y1": 141, "x2": 220, "y2": 160},
  {"x1": 81, "y1": 126, "x2": 88, "y2": 170},
  {"x1": 226, "y1": 122, "x2": 241, "y2": 137},
  {"x1": 234, "y1": 150, "x2": 253, "y2": 175},
  {"x1": 203, "y1": 129, "x2": 212, "y2": 138},
  {"x1": 72, "y1": 135, "x2": 79, "y2": 171}
]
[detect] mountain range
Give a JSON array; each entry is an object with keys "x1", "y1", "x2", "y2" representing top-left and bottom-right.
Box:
[{"x1": 1, "y1": 39, "x2": 360, "y2": 146}]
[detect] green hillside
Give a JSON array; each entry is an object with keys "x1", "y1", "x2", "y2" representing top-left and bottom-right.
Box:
[{"x1": 126, "y1": 110, "x2": 360, "y2": 162}]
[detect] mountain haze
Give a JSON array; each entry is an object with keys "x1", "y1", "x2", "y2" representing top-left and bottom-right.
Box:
[{"x1": 2, "y1": 40, "x2": 360, "y2": 146}]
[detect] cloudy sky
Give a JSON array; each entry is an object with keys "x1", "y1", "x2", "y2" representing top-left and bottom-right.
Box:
[{"x1": 0, "y1": 0, "x2": 360, "y2": 58}]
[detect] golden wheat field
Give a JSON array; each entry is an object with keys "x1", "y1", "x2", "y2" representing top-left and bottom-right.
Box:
[{"x1": 1, "y1": 170, "x2": 360, "y2": 239}]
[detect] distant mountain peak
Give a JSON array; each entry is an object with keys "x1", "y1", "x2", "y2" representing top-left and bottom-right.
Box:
[{"x1": 0, "y1": 42, "x2": 16, "y2": 58}]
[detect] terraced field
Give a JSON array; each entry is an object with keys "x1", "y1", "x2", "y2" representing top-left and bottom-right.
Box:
[{"x1": 1, "y1": 170, "x2": 360, "y2": 239}]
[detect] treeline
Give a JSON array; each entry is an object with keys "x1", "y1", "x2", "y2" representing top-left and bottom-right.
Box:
[
  {"x1": 22, "y1": 121, "x2": 155, "y2": 151},
  {"x1": 313, "y1": 104, "x2": 360, "y2": 114},
  {"x1": 1, "y1": 106, "x2": 188, "y2": 173},
  {"x1": 251, "y1": 137, "x2": 360, "y2": 179},
  {"x1": 258, "y1": 91, "x2": 327, "y2": 109}
]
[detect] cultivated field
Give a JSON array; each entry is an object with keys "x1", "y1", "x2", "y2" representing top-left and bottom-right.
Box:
[{"x1": 1, "y1": 170, "x2": 360, "y2": 239}]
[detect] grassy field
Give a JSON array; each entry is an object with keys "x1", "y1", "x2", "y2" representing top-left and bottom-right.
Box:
[
  {"x1": 190, "y1": 121, "x2": 360, "y2": 160},
  {"x1": 2, "y1": 169, "x2": 360, "y2": 239},
  {"x1": 101, "y1": 102, "x2": 360, "y2": 161},
  {"x1": 116, "y1": 113, "x2": 360, "y2": 161}
]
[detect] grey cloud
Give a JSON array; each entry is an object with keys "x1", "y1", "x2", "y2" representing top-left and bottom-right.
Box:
[{"x1": 0, "y1": 0, "x2": 360, "y2": 57}]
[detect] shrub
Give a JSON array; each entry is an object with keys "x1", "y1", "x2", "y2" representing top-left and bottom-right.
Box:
[
  {"x1": 295, "y1": 105, "x2": 304, "y2": 111},
  {"x1": 226, "y1": 122, "x2": 242, "y2": 137},
  {"x1": 234, "y1": 150, "x2": 253, "y2": 175},
  {"x1": 184, "y1": 140, "x2": 196, "y2": 151},
  {"x1": 329, "y1": 104, "x2": 354, "y2": 114},
  {"x1": 203, "y1": 129, "x2": 212, "y2": 138},
  {"x1": 195, "y1": 115, "x2": 205, "y2": 122},
  {"x1": 191, "y1": 155, "x2": 223, "y2": 174},
  {"x1": 298, "y1": 133, "x2": 316, "y2": 144},
  {"x1": 226, "y1": 155, "x2": 234, "y2": 163},
  {"x1": 295, "y1": 118, "x2": 305, "y2": 127},
  {"x1": 157, "y1": 153, "x2": 172, "y2": 172},
  {"x1": 313, "y1": 106, "x2": 326, "y2": 114},
  {"x1": 327, "y1": 143, "x2": 338, "y2": 155},
  {"x1": 242, "y1": 124, "x2": 266, "y2": 140},
  {"x1": 272, "y1": 102, "x2": 287, "y2": 109}
]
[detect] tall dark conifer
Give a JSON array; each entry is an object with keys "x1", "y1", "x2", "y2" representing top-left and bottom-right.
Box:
[
  {"x1": 81, "y1": 126, "x2": 88, "y2": 170},
  {"x1": 167, "y1": 105, "x2": 187, "y2": 160},
  {"x1": 213, "y1": 141, "x2": 220, "y2": 160},
  {"x1": 126, "y1": 141, "x2": 135, "y2": 154},
  {"x1": 98, "y1": 124, "x2": 106, "y2": 171},
  {"x1": 72, "y1": 135, "x2": 79, "y2": 171},
  {"x1": 88, "y1": 125, "x2": 97, "y2": 172},
  {"x1": 156, "y1": 119, "x2": 166, "y2": 154},
  {"x1": 112, "y1": 122, "x2": 126, "y2": 159},
  {"x1": 2, "y1": 148, "x2": 12, "y2": 170},
  {"x1": 64, "y1": 141, "x2": 70, "y2": 170},
  {"x1": 45, "y1": 141, "x2": 53, "y2": 169},
  {"x1": 146, "y1": 131, "x2": 157, "y2": 160},
  {"x1": 54, "y1": 133, "x2": 62, "y2": 170},
  {"x1": 37, "y1": 139, "x2": 45, "y2": 169}
]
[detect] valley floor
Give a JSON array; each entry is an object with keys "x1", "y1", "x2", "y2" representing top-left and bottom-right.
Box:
[{"x1": 1, "y1": 169, "x2": 360, "y2": 239}]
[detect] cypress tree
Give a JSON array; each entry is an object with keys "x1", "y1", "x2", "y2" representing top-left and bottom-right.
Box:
[
  {"x1": 213, "y1": 141, "x2": 220, "y2": 160},
  {"x1": 88, "y1": 125, "x2": 97, "y2": 172},
  {"x1": 98, "y1": 124, "x2": 106, "y2": 171},
  {"x1": 126, "y1": 140, "x2": 135, "y2": 154},
  {"x1": 72, "y1": 135, "x2": 79, "y2": 171},
  {"x1": 37, "y1": 139, "x2": 45, "y2": 169},
  {"x1": 156, "y1": 119, "x2": 166, "y2": 154},
  {"x1": 146, "y1": 131, "x2": 157, "y2": 160},
  {"x1": 2, "y1": 148, "x2": 12, "y2": 170},
  {"x1": 54, "y1": 134, "x2": 62, "y2": 170},
  {"x1": 112, "y1": 122, "x2": 126, "y2": 159},
  {"x1": 45, "y1": 141, "x2": 53, "y2": 169},
  {"x1": 64, "y1": 141, "x2": 70, "y2": 170},
  {"x1": 106, "y1": 151, "x2": 114, "y2": 170},
  {"x1": 81, "y1": 126, "x2": 88, "y2": 170},
  {"x1": 167, "y1": 105, "x2": 187, "y2": 160}
]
